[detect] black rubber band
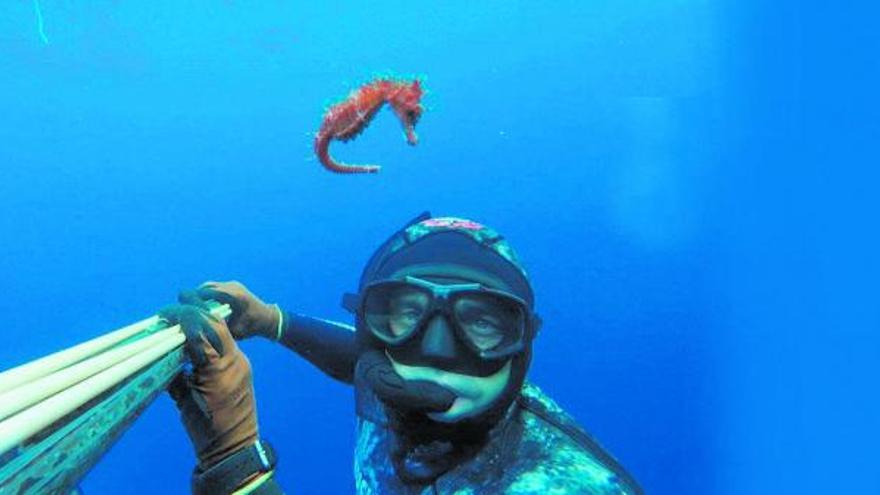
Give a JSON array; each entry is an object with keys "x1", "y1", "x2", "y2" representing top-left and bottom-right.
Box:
[{"x1": 192, "y1": 439, "x2": 277, "y2": 495}]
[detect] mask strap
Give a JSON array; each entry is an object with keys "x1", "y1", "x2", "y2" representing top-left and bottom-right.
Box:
[{"x1": 341, "y1": 293, "x2": 360, "y2": 314}]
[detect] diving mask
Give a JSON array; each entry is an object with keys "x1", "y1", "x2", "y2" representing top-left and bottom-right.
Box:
[{"x1": 359, "y1": 276, "x2": 529, "y2": 360}]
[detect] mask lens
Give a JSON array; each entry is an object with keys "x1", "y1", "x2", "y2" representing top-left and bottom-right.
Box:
[
  {"x1": 452, "y1": 292, "x2": 525, "y2": 353},
  {"x1": 363, "y1": 283, "x2": 430, "y2": 343}
]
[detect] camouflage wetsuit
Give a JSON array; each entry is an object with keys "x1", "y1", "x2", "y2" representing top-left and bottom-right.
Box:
[{"x1": 354, "y1": 381, "x2": 641, "y2": 495}]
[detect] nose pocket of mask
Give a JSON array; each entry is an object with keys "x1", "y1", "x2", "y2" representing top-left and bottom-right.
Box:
[{"x1": 419, "y1": 316, "x2": 458, "y2": 359}]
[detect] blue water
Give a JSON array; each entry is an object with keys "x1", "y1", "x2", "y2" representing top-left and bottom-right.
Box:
[{"x1": 1, "y1": 2, "x2": 877, "y2": 494}]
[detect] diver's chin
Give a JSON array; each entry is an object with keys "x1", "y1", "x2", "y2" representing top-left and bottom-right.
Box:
[{"x1": 385, "y1": 351, "x2": 511, "y2": 423}]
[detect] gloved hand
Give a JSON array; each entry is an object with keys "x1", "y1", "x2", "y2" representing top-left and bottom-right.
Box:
[
  {"x1": 186, "y1": 281, "x2": 281, "y2": 341},
  {"x1": 160, "y1": 304, "x2": 259, "y2": 469}
]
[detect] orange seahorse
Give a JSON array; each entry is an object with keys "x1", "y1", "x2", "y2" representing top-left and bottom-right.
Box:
[{"x1": 314, "y1": 78, "x2": 424, "y2": 174}]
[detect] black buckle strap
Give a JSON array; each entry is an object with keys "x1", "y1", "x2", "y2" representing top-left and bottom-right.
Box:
[{"x1": 193, "y1": 439, "x2": 277, "y2": 495}]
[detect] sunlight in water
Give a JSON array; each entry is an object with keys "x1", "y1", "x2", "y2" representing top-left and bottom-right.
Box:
[{"x1": 32, "y1": 0, "x2": 49, "y2": 45}]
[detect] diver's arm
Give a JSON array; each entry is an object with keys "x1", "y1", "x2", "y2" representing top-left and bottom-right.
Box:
[
  {"x1": 277, "y1": 312, "x2": 356, "y2": 384},
  {"x1": 190, "y1": 281, "x2": 357, "y2": 384}
]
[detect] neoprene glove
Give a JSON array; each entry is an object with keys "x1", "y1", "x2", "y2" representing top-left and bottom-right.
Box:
[
  {"x1": 191, "y1": 281, "x2": 281, "y2": 341},
  {"x1": 160, "y1": 304, "x2": 259, "y2": 469}
]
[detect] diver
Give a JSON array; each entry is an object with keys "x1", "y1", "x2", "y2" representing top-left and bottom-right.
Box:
[{"x1": 161, "y1": 213, "x2": 643, "y2": 494}]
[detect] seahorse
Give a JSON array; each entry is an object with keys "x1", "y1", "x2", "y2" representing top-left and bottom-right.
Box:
[{"x1": 314, "y1": 78, "x2": 424, "y2": 174}]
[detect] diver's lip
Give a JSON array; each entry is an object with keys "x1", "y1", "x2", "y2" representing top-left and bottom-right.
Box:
[
  {"x1": 386, "y1": 353, "x2": 499, "y2": 379},
  {"x1": 385, "y1": 351, "x2": 511, "y2": 401}
]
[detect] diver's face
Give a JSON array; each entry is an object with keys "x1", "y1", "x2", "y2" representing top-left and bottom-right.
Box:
[{"x1": 382, "y1": 278, "x2": 517, "y2": 422}]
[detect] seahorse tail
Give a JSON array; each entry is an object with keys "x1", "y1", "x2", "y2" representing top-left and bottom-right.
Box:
[{"x1": 314, "y1": 132, "x2": 380, "y2": 174}]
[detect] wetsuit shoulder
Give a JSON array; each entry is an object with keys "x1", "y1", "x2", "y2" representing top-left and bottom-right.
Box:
[
  {"x1": 431, "y1": 384, "x2": 643, "y2": 495},
  {"x1": 506, "y1": 383, "x2": 643, "y2": 495}
]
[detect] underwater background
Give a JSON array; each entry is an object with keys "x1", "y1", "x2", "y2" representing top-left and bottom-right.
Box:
[{"x1": 1, "y1": 1, "x2": 877, "y2": 494}]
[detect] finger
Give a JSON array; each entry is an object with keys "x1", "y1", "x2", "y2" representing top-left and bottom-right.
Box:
[
  {"x1": 201, "y1": 281, "x2": 244, "y2": 297},
  {"x1": 198, "y1": 281, "x2": 234, "y2": 293},
  {"x1": 184, "y1": 334, "x2": 207, "y2": 367},
  {"x1": 159, "y1": 305, "x2": 220, "y2": 366},
  {"x1": 178, "y1": 309, "x2": 209, "y2": 366},
  {"x1": 158, "y1": 304, "x2": 182, "y2": 325},
  {"x1": 196, "y1": 286, "x2": 234, "y2": 304},
  {"x1": 196, "y1": 288, "x2": 241, "y2": 329},
  {"x1": 178, "y1": 289, "x2": 210, "y2": 310},
  {"x1": 183, "y1": 309, "x2": 225, "y2": 358},
  {"x1": 198, "y1": 317, "x2": 226, "y2": 357}
]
